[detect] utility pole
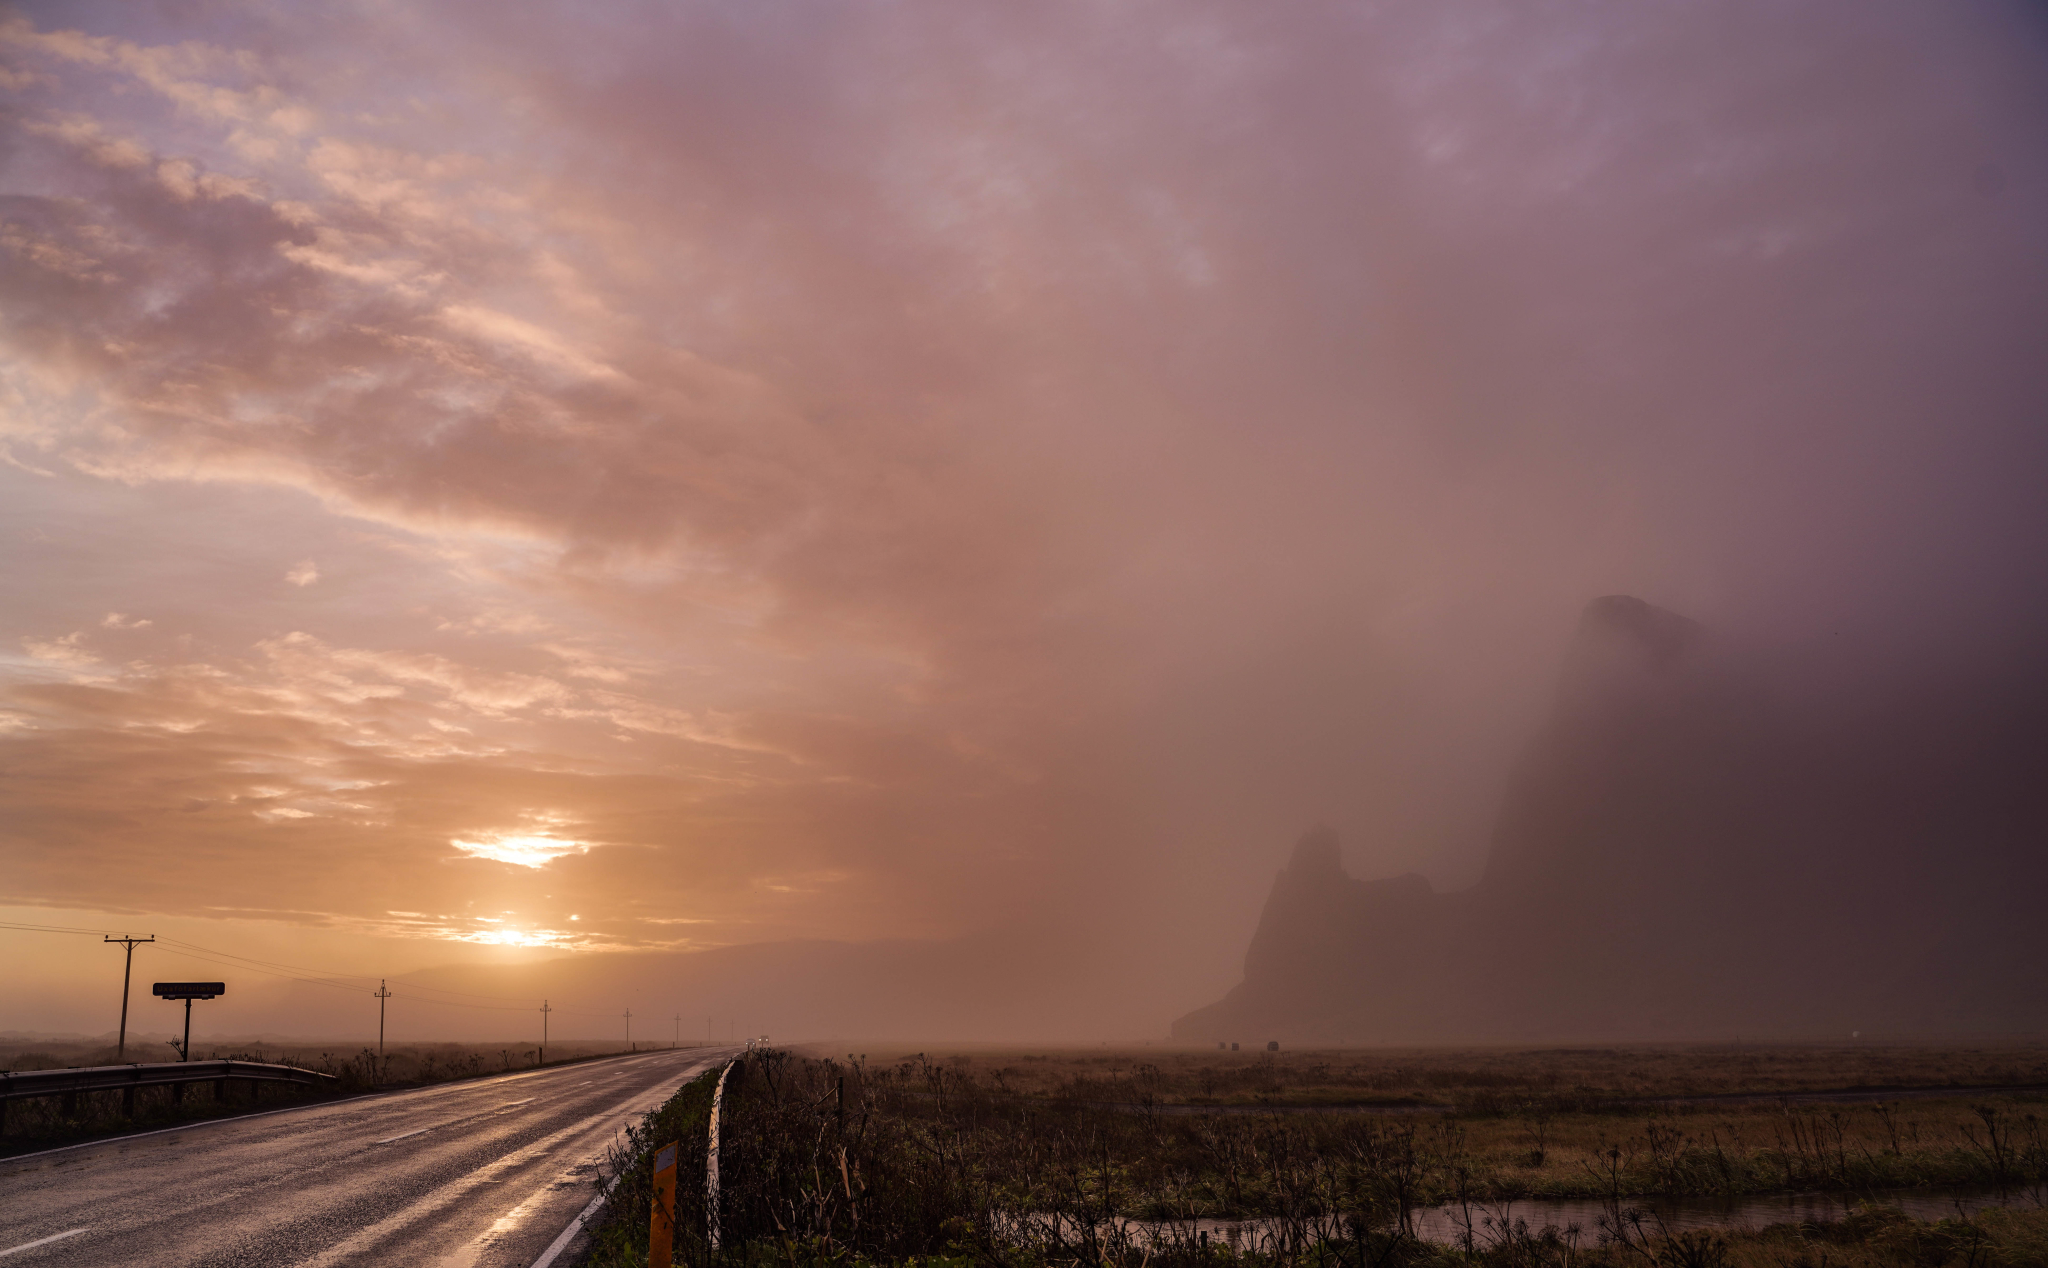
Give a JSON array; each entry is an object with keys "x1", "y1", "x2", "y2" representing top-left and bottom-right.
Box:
[
  {"x1": 673, "y1": 1013, "x2": 680, "y2": 1049},
  {"x1": 373, "y1": 980, "x2": 393, "y2": 1078},
  {"x1": 104, "y1": 935, "x2": 153, "y2": 1060},
  {"x1": 539, "y1": 1000, "x2": 552, "y2": 1066},
  {"x1": 624, "y1": 1009, "x2": 633, "y2": 1052}
]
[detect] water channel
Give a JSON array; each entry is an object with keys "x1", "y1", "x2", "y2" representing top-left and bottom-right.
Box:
[
  {"x1": 1402, "y1": 1183, "x2": 2043, "y2": 1246},
  {"x1": 1049, "y1": 1184, "x2": 2046, "y2": 1253}
]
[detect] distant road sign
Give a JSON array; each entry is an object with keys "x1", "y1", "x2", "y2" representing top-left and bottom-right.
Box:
[{"x1": 152, "y1": 982, "x2": 225, "y2": 1000}]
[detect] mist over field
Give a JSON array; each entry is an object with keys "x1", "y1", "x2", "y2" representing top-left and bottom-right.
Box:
[{"x1": 3, "y1": 1, "x2": 2047, "y2": 1044}]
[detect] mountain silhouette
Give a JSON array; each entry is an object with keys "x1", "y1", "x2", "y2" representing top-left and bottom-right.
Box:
[{"x1": 1174, "y1": 596, "x2": 2048, "y2": 1042}]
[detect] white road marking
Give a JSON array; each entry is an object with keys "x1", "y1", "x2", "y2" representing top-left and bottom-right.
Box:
[
  {"x1": 375, "y1": 1125, "x2": 437, "y2": 1144},
  {"x1": 0, "y1": 1048, "x2": 693, "y2": 1167},
  {"x1": 442, "y1": 1161, "x2": 594, "y2": 1267},
  {"x1": 528, "y1": 1058, "x2": 725, "y2": 1267},
  {"x1": 529, "y1": 1183, "x2": 616, "y2": 1268},
  {"x1": 298, "y1": 1087, "x2": 662, "y2": 1267},
  {"x1": 0, "y1": 1049, "x2": 720, "y2": 1266},
  {"x1": 0, "y1": 1228, "x2": 89, "y2": 1258},
  {"x1": 377, "y1": 1087, "x2": 588, "y2": 1141}
]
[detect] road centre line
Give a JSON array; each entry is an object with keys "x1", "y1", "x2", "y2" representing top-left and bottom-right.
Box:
[
  {"x1": 376, "y1": 1095, "x2": 546, "y2": 1141},
  {"x1": 374, "y1": 1125, "x2": 437, "y2": 1144},
  {"x1": 0, "y1": 1228, "x2": 90, "y2": 1259}
]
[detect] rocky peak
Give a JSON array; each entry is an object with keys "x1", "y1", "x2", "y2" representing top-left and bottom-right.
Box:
[
  {"x1": 1286, "y1": 824, "x2": 1344, "y2": 879},
  {"x1": 1580, "y1": 595, "x2": 1700, "y2": 669},
  {"x1": 1551, "y1": 595, "x2": 1703, "y2": 718}
]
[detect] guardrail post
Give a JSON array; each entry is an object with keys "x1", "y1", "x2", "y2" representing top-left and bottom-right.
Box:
[
  {"x1": 62, "y1": 1091, "x2": 76, "y2": 1117},
  {"x1": 123, "y1": 1084, "x2": 136, "y2": 1116},
  {"x1": 650, "y1": 1140, "x2": 679, "y2": 1268}
]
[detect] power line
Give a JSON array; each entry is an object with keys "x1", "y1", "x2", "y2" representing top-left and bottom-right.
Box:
[
  {"x1": 2, "y1": 922, "x2": 560, "y2": 1005},
  {"x1": 147, "y1": 945, "x2": 530, "y2": 1011},
  {"x1": 4, "y1": 920, "x2": 639, "y2": 1021},
  {"x1": 0, "y1": 919, "x2": 125, "y2": 936},
  {"x1": 158, "y1": 937, "x2": 552, "y2": 1005},
  {"x1": 152, "y1": 938, "x2": 638, "y2": 1013},
  {"x1": 149, "y1": 942, "x2": 627, "y2": 1017}
]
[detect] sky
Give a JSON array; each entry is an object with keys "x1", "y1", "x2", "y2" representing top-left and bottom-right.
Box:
[{"x1": 3, "y1": 1, "x2": 2046, "y2": 1040}]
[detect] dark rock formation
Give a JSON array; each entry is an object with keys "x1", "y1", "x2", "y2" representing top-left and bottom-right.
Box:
[{"x1": 1173, "y1": 596, "x2": 2048, "y2": 1042}]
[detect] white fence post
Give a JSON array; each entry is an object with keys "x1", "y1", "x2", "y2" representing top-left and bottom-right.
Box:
[{"x1": 705, "y1": 1058, "x2": 737, "y2": 1251}]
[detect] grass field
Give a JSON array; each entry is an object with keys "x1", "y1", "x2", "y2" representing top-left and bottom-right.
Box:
[
  {"x1": 800, "y1": 1043, "x2": 2048, "y2": 1204},
  {"x1": 818, "y1": 1042, "x2": 2048, "y2": 1106},
  {"x1": 583, "y1": 1043, "x2": 2048, "y2": 1267}
]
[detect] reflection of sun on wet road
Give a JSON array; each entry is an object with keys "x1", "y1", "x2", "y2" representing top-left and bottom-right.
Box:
[{"x1": 0, "y1": 1047, "x2": 729, "y2": 1267}]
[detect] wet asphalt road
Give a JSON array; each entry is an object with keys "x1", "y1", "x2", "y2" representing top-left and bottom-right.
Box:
[{"x1": 0, "y1": 1046, "x2": 730, "y2": 1267}]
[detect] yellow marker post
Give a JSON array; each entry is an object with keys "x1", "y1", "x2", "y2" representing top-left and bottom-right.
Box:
[{"x1": 649, "y1": 1139, "x2": 679, "y2": 1268}]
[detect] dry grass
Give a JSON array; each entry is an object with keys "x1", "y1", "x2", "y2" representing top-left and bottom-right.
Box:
[
  {"x1": 1441, "y1": 1098, "x2": 2047, "y2": 1199},
  {"x1": 1716, "y1": 1205, "x2": 2048, "y2": 1267},
  {"x1": 811, "y1": 1043, "x2": 2048, "y2": 1108},
  {"x1": 588, "y1": 1048, "x2": 2048, "y2": 1268},
  {"x1": 797, "y1": 1043, "x2": 2048, "y2": 1203}
]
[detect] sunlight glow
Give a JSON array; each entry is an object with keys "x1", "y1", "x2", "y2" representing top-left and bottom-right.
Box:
[
  {"x1": 449, "y1": 833, "x2": 590, "y2": 868},
  {"x1": 461, "y1": 926, "x2": 567, "y2": 947}
]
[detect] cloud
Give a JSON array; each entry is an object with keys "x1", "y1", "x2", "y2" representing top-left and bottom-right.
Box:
[
  {"x1": 448, "y1": 832, "x2": 592, "y2": 868},
  {"x1": 0, "y1": 1, "x2": 2043, "y2": 1032},
  {"x1": 535, "y1": 642, "x2": 634, "y2": 683},
  {"x1": 21, "y1": 631, "x2": 94, "y2": 665}
]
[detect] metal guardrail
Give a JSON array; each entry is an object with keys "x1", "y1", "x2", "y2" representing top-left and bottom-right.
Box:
[
  {"x1": 2, "y1": 1059, "x2": 335, "y2": 1100},
  {"x1": 0, "y1": 1060, "x2": 337, "y2": 1134}
]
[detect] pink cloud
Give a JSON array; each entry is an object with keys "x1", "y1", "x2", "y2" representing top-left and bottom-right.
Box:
[{"x1": 0, "y1": 1, "x2": 2044, "y2": 1033}]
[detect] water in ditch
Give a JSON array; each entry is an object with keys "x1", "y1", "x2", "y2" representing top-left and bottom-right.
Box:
[{"x1": 1052, "y1": 1183, "x2": 2046, "y2": 1253}]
